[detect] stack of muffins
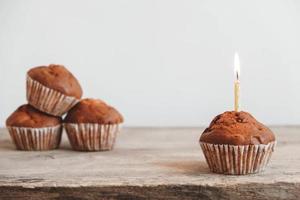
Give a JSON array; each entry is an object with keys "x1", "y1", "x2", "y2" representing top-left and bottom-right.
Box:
[{"x1": 6, "y1": 64, "x2": 123, "y2": 151}]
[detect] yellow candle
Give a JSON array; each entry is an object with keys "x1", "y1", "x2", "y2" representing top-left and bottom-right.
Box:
[
  {"x1": 234, "y1": 52, "x2": 240, "y2": 112},
  {"x1": 234, "y1": 80, "x2": 240, "y2": 112}
]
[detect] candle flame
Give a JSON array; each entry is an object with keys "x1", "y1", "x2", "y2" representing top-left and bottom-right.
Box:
[{"x1": 234, "y1": 52, "x2": 240, "y2": 80}]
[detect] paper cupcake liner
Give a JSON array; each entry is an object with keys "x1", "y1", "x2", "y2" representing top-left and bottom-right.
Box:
[
  {"x1": 7, "y1": 125, "x2": 62, "y2": 151},
  {"x1": 26, "y1": 75, "x2": 79, "y2": 116},
  {"x1": 64, "y1": 123, "x2": 121, "y2": 151},
  {"x1": 200, "y1": 141, "x2": 276, "y2": 175}
]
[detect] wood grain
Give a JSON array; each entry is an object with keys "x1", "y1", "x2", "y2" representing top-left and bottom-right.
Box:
[{"x1": 0, "y1": 127, "x2": 299, "y2": 199}]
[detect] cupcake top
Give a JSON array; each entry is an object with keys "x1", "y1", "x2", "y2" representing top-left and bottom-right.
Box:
[
  {"x1": 6, "y1": 104, "x2": 62, "y2": 128},
  {"x1": 64, "y1": 98, "x2": 124, "y2": 124},
  {"x1": 27, "y1": 64, "x2": 83, "y2": 99},
  {"x1": 200, "y1": 111, "x2": 275, "y2": 145}
]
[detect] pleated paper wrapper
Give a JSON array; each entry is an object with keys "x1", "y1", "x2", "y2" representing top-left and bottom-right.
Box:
[
  {"x1": 7, "y1": 125, "x2": 62, "y2": 151},
  {"x1": 200, "y1": 141, "x2": 276, "y2": 175},
  {"x1": 64, "y1": 123, "x2": 121, "y2": 151},
  {"x1": 26, "y1": 75, "x2": 79, "y2": 116}
]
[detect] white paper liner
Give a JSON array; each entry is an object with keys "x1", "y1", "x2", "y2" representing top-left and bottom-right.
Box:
[
  {"x1": 64, "y1": 123, "x2": 121, "y2": 151},
  {"x1": 7, "y1": 125, "x2": 62, "y2": 151},
  {"x1": 200, "y1": 141, "x2": 276, "y2": 175},
  {"x1": 26, "y1": 75, "x2": 79, "y2": 116}
]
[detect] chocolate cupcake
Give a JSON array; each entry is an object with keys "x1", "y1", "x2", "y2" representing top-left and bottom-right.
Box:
[
  {"x1": 199, "y1": 111, "x2": 276, "y2": 175},
  {"x1": 27, "y1": 64, "x2": 82, "y2": 116},
  {"x1": 6, "y1": 104, "x2": 63, "y2": 150},
  {"x1": 64, "y1": 98, "x2": 124, "y2": 151}
]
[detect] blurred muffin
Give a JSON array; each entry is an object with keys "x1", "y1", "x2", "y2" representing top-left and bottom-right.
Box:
[
  {"x1": 6, "y1": 104, "x2": 63, "y2": 150},
  {"x1": 64, "y1": 98, "x2": 124, "y2": 151},
  {"x1": 199, "y1": 111, "x2": 276, "y2": 175},
  {"x1": 26, "y1": 64, "x2": 82, "y2": 116}
]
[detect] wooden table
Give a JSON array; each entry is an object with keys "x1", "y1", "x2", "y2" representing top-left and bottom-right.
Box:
[{"x1": 0, "y1": 127, "x2": 299, "y2": 199}]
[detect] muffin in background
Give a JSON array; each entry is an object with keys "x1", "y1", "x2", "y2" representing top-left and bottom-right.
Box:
[
  {"x1": 199, "y1": 111, "x2": 276, "y2": 175},
  {"x1": 26, "y1": 64, "x2": 82, "y2": 116},
  {"x1": 64, "y1": 98, "x2": 123, "y2": 151},
  {"x1": 6, "y1": 104, "x2": 63, "y2": 151}
]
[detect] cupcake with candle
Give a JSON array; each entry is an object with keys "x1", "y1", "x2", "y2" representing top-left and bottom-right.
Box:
[
  {"x1": 64, "y1": 98, "x2": 123, "y2": 151},
  {"x1": 199, "y1": 111, "x2": 276, "y2": 175},
  {"x1": 26, "y1": 64, "x2": 83, "y2": 116},
  {"x1": 199, "y1": 53, "x2": 276, "y2": 175},
  {"x1": 6, "y1": 104, "x2": 63, "y2": 150}
]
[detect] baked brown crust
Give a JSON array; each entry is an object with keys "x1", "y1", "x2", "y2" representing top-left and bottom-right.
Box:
[
  {"x1": 6, "y1": 104, "x2": 62, "y2": 128},
  {"x1": 200, "y1": 111, "x2": 275, "y2": 145},
  {"x1": 64, "y1": 98, "x2": 124, "y2": 124},
  {"x1": 27, "y1": 64, "x2": 83, "y2": 99}
]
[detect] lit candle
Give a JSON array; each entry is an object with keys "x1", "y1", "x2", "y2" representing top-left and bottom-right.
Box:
[{"x1": 234, "y1": 52, "x2": 240, "y2": 112}]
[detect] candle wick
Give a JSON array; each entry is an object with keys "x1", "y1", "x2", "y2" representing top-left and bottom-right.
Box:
[{"x1": 236, "y1": 72, "x2": 239, "y2": 81}]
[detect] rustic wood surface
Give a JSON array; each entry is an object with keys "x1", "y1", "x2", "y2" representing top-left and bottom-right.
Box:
[{"x1": 0, "y1": 127, "x2": 299, "y2": 199}]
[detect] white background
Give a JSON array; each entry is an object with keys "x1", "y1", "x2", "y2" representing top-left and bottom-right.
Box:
[{"x1": 0, "y1": 0, "x2": 299, "y2": 127}]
